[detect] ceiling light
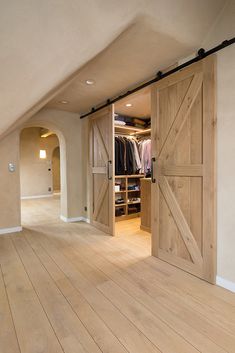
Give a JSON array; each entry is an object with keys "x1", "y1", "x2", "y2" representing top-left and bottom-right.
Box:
[
  {"x1": 125, "y1": 103, "x2": 132, "y2": 107},
  {"x1": 41, "y1": 131, "x2": 54, "y2": 138},
  {"x1": 85, "y1": 79, "x2": 95, "y2": 85},
  {"x1": 58, "y1": 100, "x2": 69, "y2": 104}
]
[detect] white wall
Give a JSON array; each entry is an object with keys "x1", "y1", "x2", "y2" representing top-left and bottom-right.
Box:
[
  {"x1": 203, "y1": 0, "x2": 235, "y2": 288},
  {"x1": 20, "y1": 127, "x2": 59, "y2": 197}
]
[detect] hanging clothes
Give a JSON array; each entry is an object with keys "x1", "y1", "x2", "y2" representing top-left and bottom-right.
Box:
[
  {"x1": 115, "y1": 137, "x2": 125, "y2": 175},
  {"x1": 115, "y1": 136, "x2": 141, "y2": 175},
  {"x1": 139, "y1": 138, "x2": 151, "y2": 175}
]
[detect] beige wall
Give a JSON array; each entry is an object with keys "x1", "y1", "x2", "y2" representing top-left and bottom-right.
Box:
[
  {"x1": 24, "y1": 109, "x2": 84, "y2": 219},
  {"x1": 202, "y1": 0, "x2": 235, "y2": 285},
  {"x1": 0, "y1": 1, "x2": 224, "y2": 137},
  {"x1": 216, "y1": 46, "x2": 235, "y2": 286},
  {"x1": 0, "y1": 108, "x2": 84, "y2": 230},
  {"x1": 20, "y1": 127, "x2": 59, "y2": 197},
  {"x1": 0, "y1": 131, "x2": 21, "y2": 230},
  {"x1": 0, "y1": 1, "x2": 234, "y2": 290},
  {"x1": 52, "y1": 146, "x2": 61, "y2": 192}
]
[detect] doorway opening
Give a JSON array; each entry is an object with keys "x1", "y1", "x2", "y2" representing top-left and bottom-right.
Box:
[
  {"x1": 113, "y1": 87, "x2": 152, "y2": 252},
  {"x1": 20, "y1": 127, "x2": 62, "y2": 226},
  {"x1": 52, "y1": 146, "x2": 61, "y2": 194}
]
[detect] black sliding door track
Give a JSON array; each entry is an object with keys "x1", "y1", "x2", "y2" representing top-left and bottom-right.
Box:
[{"x1": 80, "y1": 37, "x2": 235, "y2": 119}]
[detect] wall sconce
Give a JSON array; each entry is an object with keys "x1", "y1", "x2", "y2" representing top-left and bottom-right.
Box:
[{"x1": 39, "y1": 150, "x2": 47, "y2": 159}]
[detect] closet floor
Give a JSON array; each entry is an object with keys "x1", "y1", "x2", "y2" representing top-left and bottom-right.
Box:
[{"x1": 1, "y1": 196, "x2": 235, "y2": 353}]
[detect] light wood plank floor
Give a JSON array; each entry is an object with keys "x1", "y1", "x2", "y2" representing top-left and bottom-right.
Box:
[{"x1": 1, "y1": 196, "x2": 235, "y2": 353}]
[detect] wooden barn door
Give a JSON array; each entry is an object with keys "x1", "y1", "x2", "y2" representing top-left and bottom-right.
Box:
[
  {"x1": 151, "y1": 56, "x2": 216, "y2": 283},
  {"x1": 89, "y1": 106, "x2": 115, "y2": 235}
]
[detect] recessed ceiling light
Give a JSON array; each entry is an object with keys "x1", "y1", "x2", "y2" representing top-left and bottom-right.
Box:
[
  {"x1": 58, "y1": 100, "x2": 69, "y2": 104},
  {"x1": 125, "y1": 103, "x2": 132, "y2": 107},
  {"x1": 85, "y1": 79, "x2": 95, "y2": 85}
]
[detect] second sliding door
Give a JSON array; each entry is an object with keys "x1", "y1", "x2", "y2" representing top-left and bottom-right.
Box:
[{"x1": 89, "y1": 106, "x2": 115, "y2": 235}]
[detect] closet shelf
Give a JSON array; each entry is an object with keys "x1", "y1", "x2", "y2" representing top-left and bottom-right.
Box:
[
  {"x1": 115, "y1": 174, "x2": 144, "y2": 178},
  {"x1": 114, "y1": 125, "x2": 145, "y2": 133},
  {"x1": 115, "y1": 174, "x2": 143, "y2": 220},
  {"x1": 130, "y1": 128, "x2": 151, "y2": 136}
]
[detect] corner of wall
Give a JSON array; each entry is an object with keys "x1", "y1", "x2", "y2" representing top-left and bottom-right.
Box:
[{"x1": 216, "y1": 276, "x2": 235, "y2": 293}]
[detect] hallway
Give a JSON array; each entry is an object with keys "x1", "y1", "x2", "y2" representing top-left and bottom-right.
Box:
[{"x1": 1, "y1": 197, "x2": 235, "y2": 353}]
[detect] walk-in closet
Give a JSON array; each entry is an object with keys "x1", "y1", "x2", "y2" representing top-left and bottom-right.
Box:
[
  {"x1": 114, "y1": 87, "x2": 152, "y2": 235},
  {"x1": 89, "y1": 56, "x2": 216, "y2": 284}
]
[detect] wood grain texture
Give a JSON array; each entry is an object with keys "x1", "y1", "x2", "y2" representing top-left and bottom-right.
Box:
[
  {"x1": 151, "y1": 56, "x2": 216, "y2": 282},
  {"x1": 89, "y1": 106, "x2": 115, "y2": 235},
  {"x1": 0, "y1": 265, "x2": 20, "y2": 353},
  {"x1": 140, "y1": 178, "x2": 151, "y2": 232},
  {"x1": 0, "y1": 197, "x2": 233, "y2": 353}
]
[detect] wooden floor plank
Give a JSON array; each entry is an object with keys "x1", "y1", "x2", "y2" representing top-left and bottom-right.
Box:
[
  {"x1": 1, "y1": 196, "x2": 232, "y2": 353},
  {"x1": 75, "y1": 221, "x2": 235, "y2": 336},
  {"x1": 23, "y1": 230, "x2": 130, "y2": 353},
  {"x1": 70, "y1": 226, "x2": 235, "y2": 352},
  {"x1": 0, "y1": 265, "x2": 21, "y2": 353},
  {"x1": 0, "y1": 236, "x2": 64, "y2": 353},
  {"x1": 40, "y1": 233, "x2": 201, "y2": 353},
  {"x1": 52, "y1": 232, "x2": 229, "y2": 353},
  {"x1": 11, "y1": 234, "x2": 102, "y2": 353},
  {"x1": 44, "y1": 224, "x2": 233, "y2": 353},
  {"x1": 23, "y1": 229, "x2": 162, "y2": 353}
]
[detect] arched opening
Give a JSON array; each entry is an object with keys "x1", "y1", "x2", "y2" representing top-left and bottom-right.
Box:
[{"x1": 19, "y1": 125, "x2": 66, "y2": 226}]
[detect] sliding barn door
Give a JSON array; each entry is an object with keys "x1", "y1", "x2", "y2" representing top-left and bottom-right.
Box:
[
  {"x1": 89, "y1": 106, "x2": 114, "y2": 235},
  {"x1": 151, "y1": 56, "x2": 216, "y2": 283}
]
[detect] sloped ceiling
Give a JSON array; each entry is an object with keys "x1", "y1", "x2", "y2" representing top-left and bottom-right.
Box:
[
  {"x1": 0, "y1": 0, "x2": 226, "y2": 136},
  {"x1": 114, "y1": 87, "x2": 151, "y2": 118}
]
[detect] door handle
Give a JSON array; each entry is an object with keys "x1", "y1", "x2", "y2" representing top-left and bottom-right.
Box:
[
  {"x1": 107, "y1": 160, "x2": 112, "y2": 180},
  {"x1": 151, "y1": 157, "x2": 156, "y2": 183}
]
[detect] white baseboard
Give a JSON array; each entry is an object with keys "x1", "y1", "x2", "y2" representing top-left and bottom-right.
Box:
[
  {"x1": 82, "y1": 217, "x2": 90, "y2": 224},
  {"x1": 60, "y1": 215, "x2": 90, "y2": 223},
  {"x1": 0, "y1": 226, "x2": 22, "y2": 235},
  {"x1": 216, "y1": 276, "x2": 235, "y2": 293},
  {"x1": 21, "y1": 194, "x2": 53, "y2": 200}
]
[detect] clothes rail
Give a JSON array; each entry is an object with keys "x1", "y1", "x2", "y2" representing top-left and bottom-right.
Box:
[
  {"x1": 115, "y1": 133, "x2": 134, "y2": 138},
  {"x1": 80, "y1": 37, "x2": 235, "y2": 119}
]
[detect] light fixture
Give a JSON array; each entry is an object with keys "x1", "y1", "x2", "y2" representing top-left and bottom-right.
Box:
[
  {"x1": 58, "y1": 100, "x2": 69, "y2": 104},
  {"x1": 125, "y1": 103, "x2": 132, "y2": 107},
  {"x1": 39, "y1": 150, "x2": 47, "y2": 159},
  {"x1": 41, "y1": 131, "x2": 55, "y2": 138},
  {"x1": 85, "y1": 79, "x2": 95, "y2": 85}
]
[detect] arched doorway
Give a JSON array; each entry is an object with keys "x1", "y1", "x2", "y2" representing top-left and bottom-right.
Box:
[{"x1": 19, "y1": 125, "x2": 67, "y2": 225}]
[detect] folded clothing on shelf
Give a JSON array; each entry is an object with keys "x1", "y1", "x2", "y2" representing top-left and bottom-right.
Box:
[
  {"x1": 128, "y1": 184, "x2": 139, "y2": 190},
  {"x1": 128, "y1": 197, "x2": 140, "y2": 203},
  {"x1": 115, "y1": 197, "x2": 125, "y2": 204},
  {"x1": 128, "y1": 206, "x2": 138, "y2": 214},
  {"x1": 115, "y1": 207, "x2": 125, "y2": 217},
  {"x1": 115, "y1": 120, "x2": 126, "y2": 126}
]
